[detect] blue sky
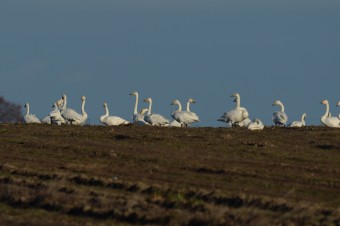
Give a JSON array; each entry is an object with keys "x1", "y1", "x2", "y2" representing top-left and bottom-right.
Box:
[{"x1": 1, "y1": 0, "x2": 340, "y2": 126}]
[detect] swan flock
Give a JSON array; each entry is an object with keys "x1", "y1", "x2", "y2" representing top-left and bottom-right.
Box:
[{"x1": 22, "y1": 92, "x2": 340, "y2": 129}]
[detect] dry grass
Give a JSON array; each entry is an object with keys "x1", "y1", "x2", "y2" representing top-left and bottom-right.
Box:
[{"x1": 0, "y1": 124, "x2": 340, "y2": 225}]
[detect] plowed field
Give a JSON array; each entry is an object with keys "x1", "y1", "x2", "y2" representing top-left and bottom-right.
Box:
[{"x1": 0, "y1": 124, "x2": 340, "y2": 225}]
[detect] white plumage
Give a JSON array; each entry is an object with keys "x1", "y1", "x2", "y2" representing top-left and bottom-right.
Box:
[
  {"x1": 130, "y1": 91, "x2": 149, "y2": 125},
  {"x1": 320, "y1": 100, "x2": 340, "y2": 128},
  {"x1": 143, "y1": 97, "x2": 169, "y2": 126},
  {"x1": 171, "y1": 99, "x2": 199, "y2": 127},
  {"x1": 272, "y1": 100, "x2": 288, "y2": 126},
  {"x1": 41, "y1": 116, "x2": 51, "y2": 124},
  {"x1": 23, "y1": 103, "x2": 41, "y2": 124},
  {"x1": 61, "y1": 94, "x2": 87, "y2": 125},
  {"x1": 247, "y1": 118, "x2": 264, "y2": 130},
  {"x1": 100, "y1": 102, "x2": 129, "y2": 126},
  {"x1": 289, "y1": 113, "x2": 306, "y2": 128},
  {"x1": 49, "y1": 100, "x2": 66, "y2": 125},
  {"x1": 218, "y1": 93, "x2": 249, "y2": 126}
]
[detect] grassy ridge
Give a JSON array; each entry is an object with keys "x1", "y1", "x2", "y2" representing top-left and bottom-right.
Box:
[{"x1": 0, "y1": 124, "x2": 340, "y2": 225}]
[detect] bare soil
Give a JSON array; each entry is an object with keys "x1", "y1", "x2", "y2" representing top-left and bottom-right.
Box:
[{"x1": 0, "y1": 124, "x2": 340, "y2": 225}]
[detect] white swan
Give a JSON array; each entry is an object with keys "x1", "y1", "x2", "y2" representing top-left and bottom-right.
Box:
[
  {"x1": 320, "y1": 100, "x2": 340, "y2": 128},
  {"x1": 218, "y1": 93, "x2": 249, "y2": 126},
  {"x1": 272, "y1": 100, "x2": 288, "y2": 126},
  {"x1": 247, "y1": 118, "x2": 264, "y2": 130},
  {"x1": 186, "y1": 98, "x2": 196, "y2": 112},
  {"x1": 100, "y1": 102, "x2": 129, "y2": 126},
  {"x1": 130, "y1": 91, "x2": 148, "y2": 125},
  {"x1": 239, "y1": 118, "x2": 252, "y2": 127},
  {"x1": 289, "y1": 113, "x2": 306, "y2": 127},
  {"x1": 61, "y1": 94, "x2": 87, "y2": 125},
  {"x1": 41, "y1": 98, "x2": 64, "y2": 124},
  {"x1": 169, "y1": 119, "x2": 182, "y2": 127},
  {"x1": 41, "y1": 115, "x2": 51, "y2": 124},
  {"x1": 171, "y1": 99, "x2": 199, "y2": 127},
  {"x1": 140, "y1": 108, "x2": 148, "y2": 115},
  {"x1": 24, "y1": 103, "x2": 41, "y2": 124},
  {"x1": 49, "y1": 99, "x2": 66, "y2": 125},
  {"x1": 143, "y1": 97, "x2": 170, "y2": 126}
]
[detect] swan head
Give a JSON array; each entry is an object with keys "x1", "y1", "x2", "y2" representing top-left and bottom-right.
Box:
[
  {"x1": 140, "y1": 108, "x2": 148, "y2": 115},
  {"x1": 321, "y1": 99, "x2": 328, "y2": 105},
  {"x1": 302, "y1": 113, "x2": 307, "y2": 118},
  {"x1": 272, "y1": 100, "x2": 283, "y2": 106},
  {"x1": 254, "y1": 118, "x2": 261, "y2": 123},
  {"x1": 103, "y1": 102, "x2": 107, "y2": 107},
  {"x1": 188, "y1": 98, "x2": 196, "y2": 104},
  {"x1": 143, "y1": 97, "x2": 152, "y2": 103},
  {"x1": 337, "y1": 101, "x2": 340, "y2": 106},
  {"x1": 170, "y1": 99, "x2": 180, "y2": 106},
  {"x1": 62, "y1": 94, "x2": 67, "y2": 100},
  {"x1": 130, "y1": 91, "x2": 138, "y2": 96},
  {"x1": 24, "y1": 103, "x2": 29, "y2": 108},
  {"x1": 56, "y1": 99, "x2": 63, "y2": 108},
  {"x1": 230, "y1": 93, "x2": 240, "y2": 102},
  {"x1": 81, "y1": 96, "x2": 86, "y2": 101}
]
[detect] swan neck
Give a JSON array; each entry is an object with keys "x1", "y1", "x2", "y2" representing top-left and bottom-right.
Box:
[
  {"x1": 104, "y1": 104, "x2": 109, "y2": 117},
  {"x1": 25, "y1": 104, "x2": 29, "y2": 116},
  {"x1": 279, "y1": 103, "x2": 284, "y2": 112},
  {"x1": 236, "y1": 97, "x2": 240, "y2": 108},
  {"x1": 323, "y1": 102, "x2": 330, "y2": 119},
  {"x1": 301, "y1": 114, "x2": 306, "y2": 123},
  {"x1": 178, "y1": 102, "x2": 182, "y2": 111},
  {"x1": 186, "y1": 101, "x2": 190, "y2": 112},
  {"x1": 81, "y1": 99, "x2": 86, "y2": 116},
  {"x1": 147, "y1": 100, "x2": 152, "y2": 115},
  {"x1": 134, "y1": 93, "x2": 138, "y2": 114},
  {"x1": 62, "y1": 96, "x2": 67, "y2": 110}
]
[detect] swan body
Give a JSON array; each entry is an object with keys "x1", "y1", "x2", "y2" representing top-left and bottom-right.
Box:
[
  {"x1": 289, "y1": 113, "x2": 306, "y2": 128},
  {"x1": 169, "y1": 119, "x2": 183, "y2": 127},
  {"x1": 100, "y1": 102, "x2": 129, "y2": 126},
  {"x1": 24, "y1": 103, "x2": 41, "y2": 124},
  {"x1": 218, "y1": 93, "x2": 249, "y2": 126},
  {"x1": 171, "y1": 99, "x2": 199, "y2": 127},
  {"x1": 49, "y1": 100, "x2": 66, "y2": 125},
  {"x1": 130, "y1": 91, "x2": 149, "y2": 125},
  {"x1": 247, "y1": 118, "x2": 264, "y2": 130},
  {"x1": 320, "y1": 100, "x2": 340, "y2": 128},
  {"x1": 42, "y1": 99, "x2": 64, "y2": 125},
  {"x1": 41, "y1": 116, "x2": 51, "y2": 124},
  {"x1": 143, "y1": 97, "x2": 169, "y2": 126},
  {"x1": 239, "y1": 118, "x2": 251, "y2": 127},
  {"x1": 61, "y1": 95, "x2": 87, "y2": 125},
  {"x1": 272, "y1": 100, "x2": 288, "y2": 126}
]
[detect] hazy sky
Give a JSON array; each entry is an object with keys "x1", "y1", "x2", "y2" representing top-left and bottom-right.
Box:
[{"x1": 1, "y1": 0, "x2": 340, "y2": 126}]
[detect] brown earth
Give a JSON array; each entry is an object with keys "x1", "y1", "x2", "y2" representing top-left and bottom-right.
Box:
[{"x1": 0, "y1": 124, "x2": 340, "y2": 226}]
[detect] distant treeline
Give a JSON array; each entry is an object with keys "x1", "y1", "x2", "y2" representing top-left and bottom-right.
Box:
[{"x1": 0, "y1": 97, "x2": 23, "y2": 123}]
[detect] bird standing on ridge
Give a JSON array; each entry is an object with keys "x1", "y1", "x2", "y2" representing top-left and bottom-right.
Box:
[
  {"x1": 50, "y1": 99, "x2": 66, "y2": 125},
  {"x1": 272, "y1": 100, "x2": 288, "y2": 126},
  {"x1": 99, "y1": 102, "x2": 129, "y2": 126},
  {"x1": 289, "y1": 113, "x2": 306, "y2": 127},
  {"x1": 320, "y1": 100, "x2": 340, "y2": 128},
  {"x1": 130, "y1": 91, "x2": 148, "y2": 125},
  {"x1": 170, "y1": 99, "x2": 199, "y2": 127},
  {"x1": 60, "y1": 94, "x2": 87, "y2": 125},
  {"x1": 143, "y1": 97, "x2": 169, "y2": 126},
  {"x1": 23, "y1": 103, "x2": 41, "y2": 124},
  {"x1": 218, "y1": 92, "x2": 249, "y2": 126},
  {"x1": 247, "y1": 118, "x2": 264, "y2": 130}
]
